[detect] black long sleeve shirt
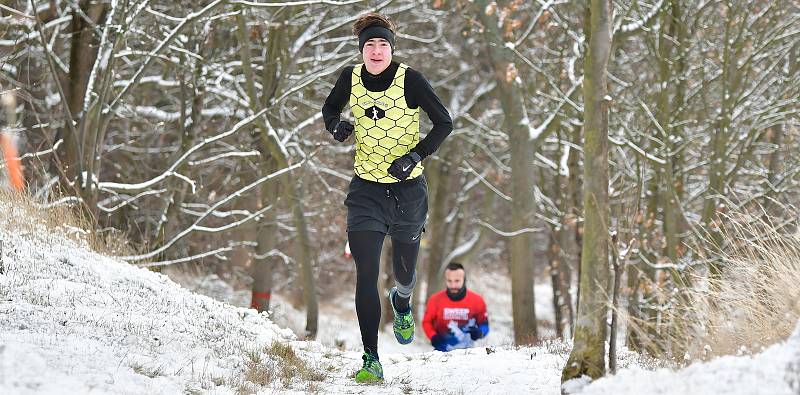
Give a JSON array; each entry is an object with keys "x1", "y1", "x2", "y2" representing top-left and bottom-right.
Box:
[{"x1": 322, "y1": 61, "x2": 453, "y2": 160}]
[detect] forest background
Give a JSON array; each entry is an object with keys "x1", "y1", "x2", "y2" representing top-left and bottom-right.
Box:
[{"x1": 1, "y1": 0, "x2": 798, "y2": 377}]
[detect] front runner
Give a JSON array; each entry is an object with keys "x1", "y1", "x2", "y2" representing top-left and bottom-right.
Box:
[{"x1": 322, "y1": 12, "x2": 453, "y2": 383}]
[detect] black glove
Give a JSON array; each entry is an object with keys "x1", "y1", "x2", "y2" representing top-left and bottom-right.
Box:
[
  {"x1": 331, "y1": 120, "x2": 353, "y2": 142},
  {"x1": 467, "y1": 325, "x2": 483, "y2": 341},
  {"x1": 387, "y1": 151, "x2": 421, "y2": 181}
]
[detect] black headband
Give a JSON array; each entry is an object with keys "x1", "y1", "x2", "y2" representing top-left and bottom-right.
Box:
[{"x1": 358, "y1": 25, "x2": 395, "y2": 53}]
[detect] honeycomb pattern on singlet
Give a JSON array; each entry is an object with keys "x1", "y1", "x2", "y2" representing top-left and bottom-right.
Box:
[{"x1": 349, "y1": 63, "x2": 423, "y2": 183}]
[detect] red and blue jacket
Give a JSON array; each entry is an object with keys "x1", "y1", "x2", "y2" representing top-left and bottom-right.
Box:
[{"x1": 422, "y1": 289, "x2": 489, "y2": 351}]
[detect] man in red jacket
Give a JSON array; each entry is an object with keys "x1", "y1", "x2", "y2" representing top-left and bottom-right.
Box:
[{"x1": 422, "y1": 262, "x2": 489, "y2": 351}]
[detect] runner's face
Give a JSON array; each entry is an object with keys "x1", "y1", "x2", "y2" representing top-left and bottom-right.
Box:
[
  {"x1": 362, "y1": 38, "x2": 392, "y2": 75},
  {"x1": 444, "y1": 269, "x2": 465, "y2": 294}
]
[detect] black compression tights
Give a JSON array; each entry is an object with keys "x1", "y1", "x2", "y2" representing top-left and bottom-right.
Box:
[{"x1": 349, "y1": 230, "x2": 420, "y2": 356}]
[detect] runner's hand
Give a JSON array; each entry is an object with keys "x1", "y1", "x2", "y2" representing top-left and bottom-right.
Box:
[
  {"x1": 466, "y1": 325, "x2": 483, "y2": 340},
  {"x1": 331, "y1": 120, "x2": 354, "y2": 142},
  {"x1": 387, "y1": 152, "x2": 421, "y2": 180}
]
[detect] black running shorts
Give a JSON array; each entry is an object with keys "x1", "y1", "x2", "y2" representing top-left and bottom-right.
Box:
[{"x1": 344, "y1": 175, "x2": 428, "y2": 243}]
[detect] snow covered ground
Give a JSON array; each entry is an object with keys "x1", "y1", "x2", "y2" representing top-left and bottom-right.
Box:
[
  {"x1": 1, "y1": 202, "x2": 799, "y2": 394},
  {"x1": 0, "y1": 211, "x2": 295, "y2": 394},
  {"x1": 166, "y1": 266, "x2": 556, "y2": 356}
]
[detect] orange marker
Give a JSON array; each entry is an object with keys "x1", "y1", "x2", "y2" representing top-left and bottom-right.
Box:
[
  {"x1": 1, "y1": 92, "x2": 22, "y2": 192},
  {"x1": 1, "y1": 133, "x2": 23, "y2": 192}
]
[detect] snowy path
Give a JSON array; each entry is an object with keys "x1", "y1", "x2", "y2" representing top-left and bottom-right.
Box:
[{"x1": 302, "y1": 342, "x2": 569, "y2": 394}]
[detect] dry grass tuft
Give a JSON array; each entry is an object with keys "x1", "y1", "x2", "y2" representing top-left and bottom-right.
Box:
[
  {"x1": 684, "y1": 208, "x2": 800, "y2": 358},
  {"x1": 234, "y1": 341, "x2": 326, "y2": 392},
  {"x1": 267, "y1": 341, "x2": 327, "y2": 385},
  {"x1": 624, "y1": 205, "x2": 800, "y2": 362},
  {"x1": 241, "y1": 349, "x2": 277, "y2": 389},
  {"x1": 0, "y1": 189, "x2": 135, "y2": 257}
]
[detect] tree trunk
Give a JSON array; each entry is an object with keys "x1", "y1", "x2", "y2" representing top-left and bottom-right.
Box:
[
  {"x1": 548, "y1": 234, "x2": 565, "y2": 338},
  {"x1": 475, "y1": 0, "x2": 538, "y2": 344},
  {"x1": 251, "y1": 159, "x2": 280, "y2": 313},
  {"x1": 63, "y1": 0, "x2": 110, "y2": 189},
  {"x1": 701, "y1": 2, "x2": 738, "y2": 278},
  {"x1": 567, "y1": 122, "x2": 582, "y2": 332},
  {"x1": 657, "y1": 0, "x2": 688, "y2": 284},
  {"x1": 562, "y1": 0, "x2": 612, "y2": 383},
  {"x1": 291, "y1": 172, "x2": 318, "y2": 339},
  {"x1": 154, "y1": 54, "x2": 204, "y2": 252},
  {"x1": 507, "y1": 118, "x2": 538, "y2": 344},
  {"x1": 550, "y1": 207, "x2": 576, "y2": 340},
  {"x1": 557, "y1": 224, "x2": 575, "y2": 338},
  {"x1": 424, "y1": 147, "x2": 452, "y2": 302},
  {"x1": 608, "y1": 234, "x2": 622, "y2": 374},
  {"x1": 550, "y1": 127, "x2": 575, "y2": 339}
]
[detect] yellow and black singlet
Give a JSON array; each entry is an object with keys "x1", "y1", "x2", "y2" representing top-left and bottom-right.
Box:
[{"x1": 349, "y1": 63, "x2": 423, "y2": 183}]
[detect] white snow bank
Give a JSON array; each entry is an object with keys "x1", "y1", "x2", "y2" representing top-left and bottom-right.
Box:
[
  {"x1": 0, "y1": 214, "x2": 293, "y2": 394},
  {"x1": 577, "y1": 322, "x2": 800, "y2": 395}
]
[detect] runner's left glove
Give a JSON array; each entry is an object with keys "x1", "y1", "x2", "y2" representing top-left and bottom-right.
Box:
[{"x1": 387, "y1": 151, "x2": 421, "y2": 181}]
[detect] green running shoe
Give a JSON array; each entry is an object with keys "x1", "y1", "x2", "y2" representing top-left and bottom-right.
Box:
[
  {"x1": 388, "y1": 287, "x2": 415, "y2": 344},
  {"x1": 355, "y1": 352, "x2": 383, "y2": 383}
]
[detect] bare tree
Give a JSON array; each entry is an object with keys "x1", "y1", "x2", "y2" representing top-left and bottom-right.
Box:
[
  {"x1": 562, "y1": 0, "x2": 612, "y2": 382},
  {"x1": 472, "y1": 0, "x2": 540, "y2": 344}
]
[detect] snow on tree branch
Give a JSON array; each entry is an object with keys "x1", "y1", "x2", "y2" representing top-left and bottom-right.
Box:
[
  {"x1": 473, "y1": 219, "x2": 542, "y2": 237},
  {"x1": 107, "y1": 0, "x2": 225, "y2": 112},
  {"x1": 118, "y1": 160, "x2": 303, "y2": 262},
  {"x1": 98, "y1": 105, "x2": 273, "y2": 193}
]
